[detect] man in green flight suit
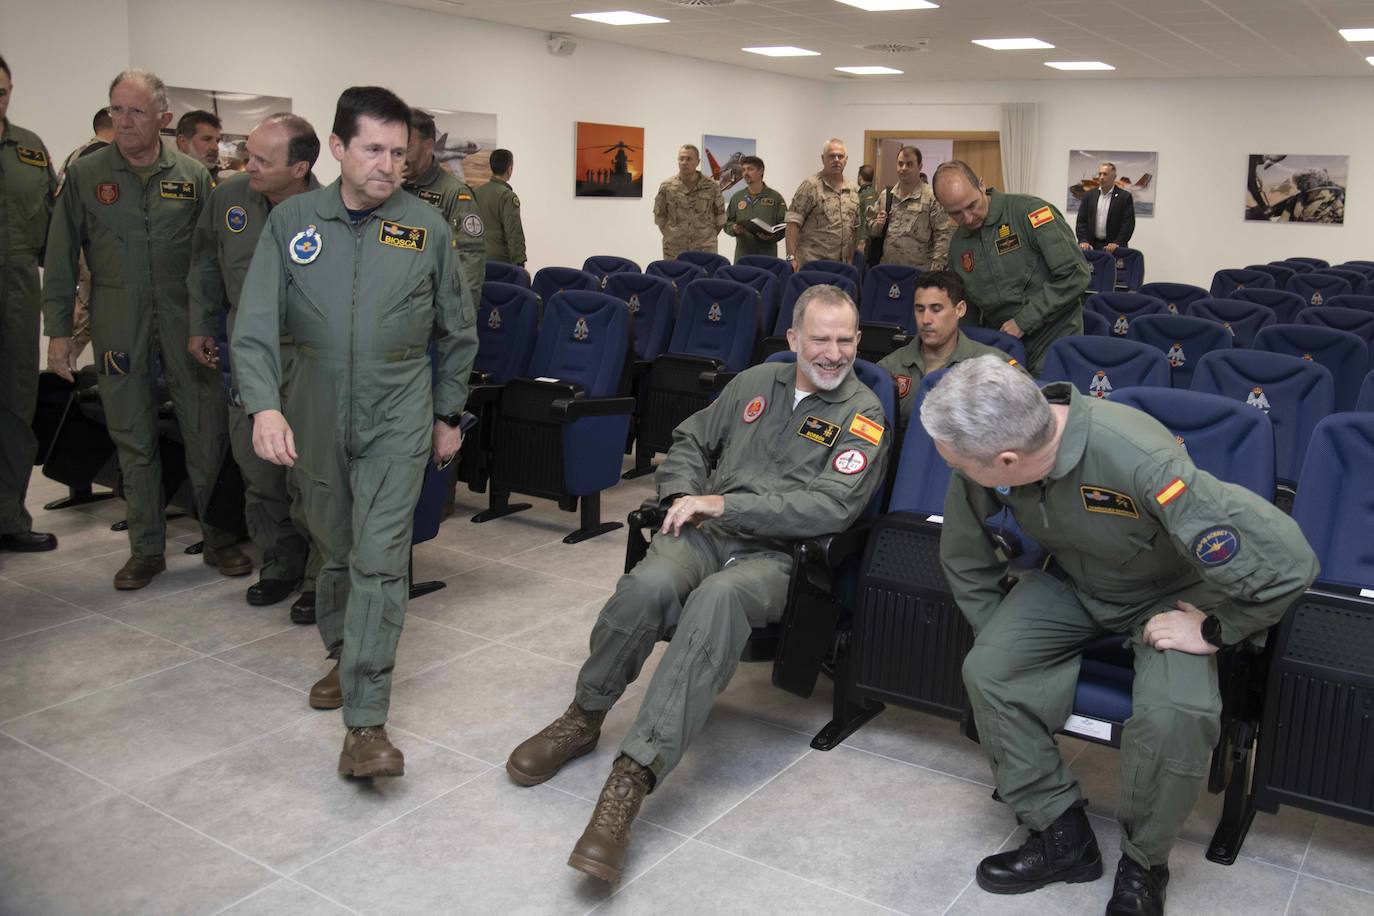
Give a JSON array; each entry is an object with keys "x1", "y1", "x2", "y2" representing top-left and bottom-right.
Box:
[
  {"x1": 43, "y1": 69, "x2": 250, "y2": 589},
  {"x1": 0, "y1": 55, "x2": 59, "y2": 553},
  {"x1": 232, "y1": 86, "x2": 478, "y2": 778},
  {"x1": 722, "y1": 155, "x2": 786, "y2": 262},
  {"x1": 855, "y1": 163, "x2": 877, "y2": 253},
  {"x1": 921, "y1": 357, "x2": 1319, "y2": 916},
  {"x1": 933, "y1": 160, "x2": 1089, "y2": 374},
  {"x1": 474, "y1": 147, "x2": 525, "y2": 267},
  {"x1": 187, "y1": 113, "x2": 321, "y2": 611},
  {"x1": 878, "y1": 270, "x2": 1018, "y2": 434},
  {"x1": 507, "y1": 285, "x2": 890, "y2": 884},
  {"x1": 402, "y1": 108, "x2": 483, "y2": 312}
]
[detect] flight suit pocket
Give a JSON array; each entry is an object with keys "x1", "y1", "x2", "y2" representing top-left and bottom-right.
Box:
[{"x1": 379, "y1": 275, "x2": 435, "y2": 350}]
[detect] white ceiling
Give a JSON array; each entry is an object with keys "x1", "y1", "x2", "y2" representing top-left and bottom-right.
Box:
[{"x1": 385, "y1": 0, "x2": 1374, "y2": 82}]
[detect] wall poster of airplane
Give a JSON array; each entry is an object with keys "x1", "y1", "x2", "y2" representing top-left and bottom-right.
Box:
[
  {"x1": 1066, "y1": 149, "x2": 1158, "y2": 217},
  {"x1": 575, "y1": 121, "x2": 645, "y2": 198},
  {"x1": 415, "y1": 107, "x2": 498, "y2": 188},
  {"x1": 702, "y1": 133, "x2": 757, "y2": 208},
  {"x1": 164, "y1": 86, "x2": 292, "y2": 175}
]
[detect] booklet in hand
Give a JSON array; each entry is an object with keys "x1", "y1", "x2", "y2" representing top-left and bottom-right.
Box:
[{"x1": 750, "y1": 217, "x2": 786, "y2": 233}]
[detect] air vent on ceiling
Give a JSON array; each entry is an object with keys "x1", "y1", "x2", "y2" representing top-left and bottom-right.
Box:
[
  {"x1": 663, "y1": 0, "x2": 738, "y2": 6},
  {"x1": 861, "y1": 38, "x2": 929, "y2": 53}
]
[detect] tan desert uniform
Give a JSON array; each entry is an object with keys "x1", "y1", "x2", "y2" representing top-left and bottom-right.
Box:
[
  {"x1": 575, "y1": 360, "x2": 890, "y2": 780},
  {"x1": 42, "y1": 139, "x2": 234, "y2": 559},
  {"x1": 653, "y1": 171, "x2": 725, "y2": 259},
  {"x1": 473, "y1": 177, "x2": 525, "y2": 266},
  {"x1": 872, "y1": 181, "x2": 952, "y2": 270},
  {"x1": 402, "y1": 160, "x2": 484, "y2": 311},
  {"x1": 787, "y1": 174, "x2": 860, "y2": 267},
  {"x1": 942, "y1": 382, "x2": 1318, "y2": 868},
  {"x1": 878, "y1": 331, "x2": 1014, "y2": 431}
]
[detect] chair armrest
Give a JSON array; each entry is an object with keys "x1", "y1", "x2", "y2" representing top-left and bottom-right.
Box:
[
  {"x1": 551, "y1": 396, "x2": 637, "y2": 420},
  {"x1": 467, "y1": 369, "x2": 492, "y2": 387},
  {"x1": 794, "y1": 517, "x2": 874, "y2": 568},
  {"x1": 698, "y1": 369, "x2": 738, "y2": 391},
  {"x1": 465, "y1": 383, "x2": 504, "y2": 410},
  {"x1": 628, "y1": 506, "x2": 666, "y2": 530}
]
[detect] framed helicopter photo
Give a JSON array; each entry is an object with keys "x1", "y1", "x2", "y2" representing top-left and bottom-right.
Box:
[
  {"x1": 1066, "y1": 149, "x2": 1158, "y2": 217},
  {"x1": 1244, "y1": 154, "x2": 1347, "y2": 224},
  {"x1": 575, "y1": 121, "x2": 645, "y2": 198}
]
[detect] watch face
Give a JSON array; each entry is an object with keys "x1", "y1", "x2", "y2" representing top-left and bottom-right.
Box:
[{"x1": 1203, "y1": 615, "x2": 1223, "y2": 646}]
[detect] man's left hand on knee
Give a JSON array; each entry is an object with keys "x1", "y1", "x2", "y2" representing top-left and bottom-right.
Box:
[{"x1": 1142, "y1": 601, "x2": 1217, "y2": 656}]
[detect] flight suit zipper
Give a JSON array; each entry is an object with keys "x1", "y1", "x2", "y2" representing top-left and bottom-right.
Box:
[
  {"x1": 0, "y1": 149, "x2": 9, "y2": 308},
  {"x1": 1036, "y1": 481, "x2": 1050, "y2": 529},
  {"x1": 348, "y1": 222, "x2": 363, "y2": 462}
]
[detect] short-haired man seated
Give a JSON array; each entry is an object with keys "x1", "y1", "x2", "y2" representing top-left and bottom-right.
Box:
[
  {"x1": 877, "y1": 269, "x2": 1017, "y2": 434},
  {"x1": 920, "y1": 357, "x2": 1318, "y2": 916},
  {"x1": 507, "y1": 285, "x2": 891, "y2": 883}
]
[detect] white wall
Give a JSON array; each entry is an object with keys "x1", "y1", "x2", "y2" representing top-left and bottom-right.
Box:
[{"x1": 830, "y1": 77, "x2": 1374, "y2": 288}]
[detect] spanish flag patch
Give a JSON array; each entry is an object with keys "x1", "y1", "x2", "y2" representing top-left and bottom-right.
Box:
[
  {"x1": 1155, "y1": 477, "x2": 1187, "y2": 506},
  {"x1": 849, "y1": 414, "x2": 884, "y2": 446},
  {"x1": 1028, "y1": 205, "x2": 1055, "y2": 228}
]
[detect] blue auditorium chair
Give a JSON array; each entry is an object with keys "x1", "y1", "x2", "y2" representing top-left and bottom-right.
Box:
[
  {"x1": 1359, "y1": 369, "x2": 1374, "y2": 411},
  {"x1": 646, "y1": 258, "x2": 707, "y2": 292},
  {"x1": 1083, "y1": 248, "x2": 1116, "y2": 293},
  {"x1": 484, "y1": 261, "x2": 530, "y2": 288},
  {"x1": 470, "y1": 291, "x2": 636, "y2": 543},
  {"x1": 581, "y1": 255, "x2": 640, "y2": 290},
  {"x1": 623, "y1": 278, "x2": 759, "y2": 477},
  {"x1": 1325, "y1": 293, "x2": 1374, "y2": 314},
  {"x1": 1297, "y1": 306, "x2": 1374, "y2": 353},
  {"x1": 1284, "y1": 256, "x2": 1328, "y2": 269},
  {"x1": 737, "y1": 254, "x2": 789, "y2": 292},
  {"x1": 531, "y1": 266, "x2": 598, "y2": 307},
  {"x1": 1286, "y1": 270, "x2": 1351, "y2": 307},
  {"x1": 1340, "y1": 259, "x2": 1374, "y2": 273},
  {"x1": 1138, "y1": 281, "x2": 1208, "y2": 315},
  {"x1": 717, "y1": 264, "x2": 781, "y2": 338},
  {"x1": 1040, "y1": 336, "x2": 1170, "y2": 398},
  {"x1": 1246, "y1": 263, "x2": 1296, "y2": 289},
  {"x1": 770, "y1": 271, "x2": 860, "y2": 348},
  {"x1": 1191, "y1": 349, "x2": 1333, "y2": 504},
  {"x1": 1127, "y1": 313, "x2": 1233, "y2": 389},
  {"x1": 1312, "y1": 267, "x2": 1368, "y2": 296},
  {"x1": 676, "y1": 250, "x2": 729, "y2": 277},
  {"x1": 803, "y1": 258, "x2": 860, "y2": 287},
  {"x1": 1209, "y1": 267, "x2": 1274, "y2": 298},
  {"x1": 604, "y1": 272, "x2": 676, "y2": 364},
  {"x1": 860, "y1": 264, "x2": 921, "y2": 332},
  {"x1": 1084, "y1": 291, "x2": 1169, "y2": 336},
  {"x1": 1111, "y1": 247, "x2": 1145, "y2": 291},
  {"x1": 1253, "y1": 323, "x2": 1368, "y2": 412},
  {"x1": 1230, "y1": 287, "x2": 1307, "y2": 324},
  {"x1": 1187, "y1": 297, "x2": 1277, "y2": 348},
  {"x1": 1081, "y1": 309, "x2": 1111, "y2": 336},
  {"x1": 1271, "y1": 259, "x2": 1313, "y2": 274},
  {"x1": 408, "y1": 451, "x2": 463, "y2": 600},
  {"x1": 962, "y1": 325, "x2": 1028, "y2": 366},
  {"x1": 851, "y1": 247, "x2": 865, "y2": 281}
]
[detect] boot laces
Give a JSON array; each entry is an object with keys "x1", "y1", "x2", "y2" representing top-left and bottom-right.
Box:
[
  {"x1": 351, "y1": 726, "x2": 388, "y2": 743},
  {"x1": 1117, "y1": 858, "x2": 1162, "y2": 897},
  {"x1": 590, "y1": 765, "x2": 648, "y2": 838},
  {"x1": 540, "y1": 705, "x2": 597, "y2": 748}
]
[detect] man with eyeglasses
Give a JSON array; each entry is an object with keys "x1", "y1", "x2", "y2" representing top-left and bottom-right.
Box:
[{"x1": 42, "y1": 68, "x2": 249, "y2": 589}]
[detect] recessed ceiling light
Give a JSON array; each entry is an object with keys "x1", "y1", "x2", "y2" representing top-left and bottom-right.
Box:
[
  {"x1": 1367, "y1": 55, "x2": 1374, "y2": 65},
  {"x1": 1044, "y1": 61, "x2": 1115, "y2": 70},
  {"x1": 571, "y1": 11, "x2": 670, "y2": 25},
  {"x1": 835, "y1": 65, "x2": 904, "y2": 74},
  {"x1": 742, "y1": 45, "x2": 821, "y2": 57},
  {"x1": 1338, "y1": 27, "x2": 1374, "y2": 41},
  {"x1": 972, "y1": 37, "x2": 1055, "y2": 50},
  {"x1": 834, "y1": 0, "x2": 938, "y2": 11}
]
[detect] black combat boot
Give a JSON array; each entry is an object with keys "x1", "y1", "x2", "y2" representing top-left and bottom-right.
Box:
[
  {"x1": 1106, "y1": 853, "x2": 1168, "y2": 916},
  {"x1": 976, "y1": 800, "x2": 1103, "y2": 894}
]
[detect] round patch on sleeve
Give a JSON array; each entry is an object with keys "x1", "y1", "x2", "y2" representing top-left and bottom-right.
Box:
[
  {"x1": 1192, "y1": 526, "x2": 1240, "y2": 567},
  {"x1": 833, "y1": 448, "x2": 868, "y2": 475},
  {"x1": 742, "y1": 396, "x2": 766, "y2": 423}
]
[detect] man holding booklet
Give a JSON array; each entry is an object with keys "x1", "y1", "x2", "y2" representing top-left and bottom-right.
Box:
[{"x1": 723, "y1": 154, "x2": 787, "y2": 262}]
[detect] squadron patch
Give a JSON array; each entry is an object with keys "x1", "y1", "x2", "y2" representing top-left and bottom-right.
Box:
[
  {"x1": 738, "y1": 200, "x2": 748, "y2": 211},
  {"x1": 995, "y1": 233, "x2": 1021, "y2": 255},
  {"x1": 1245, "y1": 386, "x2": 1271, "y2": 412},
  {"x1": 289, "y1": 225, "x2": 322, "y2": 265},
  {"x1": 16, "y1": 146, "x2": 48, "y2": 167},
  {"x1": 100, "y1": 350, "x2": 131, "y2": 375},
  {"x1": 833, "y1": 448, "x2": 868, "y2": 475},
  {"x1": 961, "y1": 250, "x2": 974, "y2": 272},
  {"x1": 416, "y1": 189, "x2": 443, "y2": 207},
  {"x1": 1155, "y1": 477, "x2": 1187, "y2": 506},
  {"x1": 1166, "y1": 343, "x2": 1186, "y2": 367},
  {"x1": 894, "y1": 374, "x2": 912, "y2": 399},
  {"x1": 573, "y1": 316, "x2": 590, "y2": 341},
  {"x1": 512, "y1": 195, "x2": 520, "y2": 208},
  {"x1": 849, "y1": 413, "x2": 885, "y2": 446},
  {"x1": 462, "y1": 214, "x2": 484, "y2": 236},
  {"x1": 742, "y1": 396, "x2": 766, "y2": 423},
  {"x1": 1193, "y1": 526, "x2": 1240, "y2": 567},
  {"x1": 1028, "y1": 205, "x2": 1055, "y2": 228},
  {"x1": 487, "y1": 308, "x2": 502, "y2": 330},
  {"x1": 797, "y1": 415, "x2": 841, "y2": 447},
  {"x1": 1113, "y1": 315, "x2": 1129, "y2": 336},
  {"x1": 707, "y1": 302, "x2": 723, "y2": 322},
  {"x1": 225, "y1": 205, "x2": 248, "y2": 233},
  {"x1": 1088, "y1": 370, "x2": 1113, "y2": 397},
  {"x1": 888, "y1": 283, "x2": 901, "y2": 300},
  {"x1": 96, "y1": 182, "x2": 119, "y2": 205},
  {"x1": 1080, "y1": 486, "x2": 1139, "y2": 519},
  {"x1": 379, "y1": 220, "x2": 427, "y2": 251},
  {"x1": 159, "y1": 180, "x2": 197, "y2": 201},
  {"x1": 627, "y1": 294, "x2": 641, "y2": 314}
]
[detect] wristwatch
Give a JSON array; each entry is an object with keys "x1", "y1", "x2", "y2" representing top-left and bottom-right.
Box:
[
  {"x1": 1201, "y1": 614, "x2": 1227, "y2": 649},
  {"x1": 434, "y1": 412, "x2": 462, "y2": 428},
  {"x1": 785, "y1": 255, "x2": 796, "y2": 263}
]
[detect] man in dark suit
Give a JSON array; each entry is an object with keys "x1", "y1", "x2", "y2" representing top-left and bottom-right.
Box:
[{"x1": 1075, "y1": 161, "x2": 1135, "y2": 252}]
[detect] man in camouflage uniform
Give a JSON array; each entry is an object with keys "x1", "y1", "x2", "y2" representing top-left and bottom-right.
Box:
[
  {"x1": 855, "y1": 163, "x2": 877, "y2": 252},
  {"x1": 723, "y1": 155, "x2": 786, "y2": 262},
  {"x1": 474, "y1": 147, "x2": 524, "y2": 266},
  {"x1": 653, "y1": 144, "x2": 724, "y2": 259},
  {"x1": 785, "y1": 138, "x2": 860, "y2": 271},
  {"x1": 868, "y1": 145, "x2": 951, "y2": 271},
  {"x1": 402, "y1": 108, "x2": 483, "y2": 311}
]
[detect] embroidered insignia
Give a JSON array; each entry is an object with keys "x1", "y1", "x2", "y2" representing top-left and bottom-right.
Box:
[
  {"x1": 16, "y1": 146, "x2": 48, "y2": 167},
  {"x1": 1028, "y1": 205, "x2": 1055, "y2": 228},
  {"x1": 100, "y1": 350, "x2": 131, "y2": 375},
  {"x1": 997, "y1": 223, "x2": 1011, "y2": 238},
  {"x1": 833, "y1": 448, "x2": 868, "y2": 475},
  {"x1": 742, "y1": 396, "x2": 766, "y2": 423},
  {"x1": 797, "y1": 415, "x2": 841, "y2": 447},
  {"x1": 707, "y1": 302, "x2": 723, "y2": 322},
  {"x1": 1193, "y1": 526, "x2": 1240, "y2": 566},
  {"x1": 1155, "y1": 477, "x2": 1187, "y2": 505},
  {"x1": 573, "y1": 316, "x2": 590, "y2": 341},
  {"x1": 1080, "y1": 485, "x2": 1139, "y2": 519},
  {"x1": 487, "y1": 308, "x2": 502, "y2": 330},
  {"x1": 457, "y1": 193, "x2": 473, "y2": 201},
  {"x1": 1245, "y1": 386, "x2": 1270, "y2": 412},
  {"x1": 416, "y1": 189, "x2": 443, "y2": 207},
  {"x1": 379, "y1": 220, "x2": 426, "y2": 251},
  {"x1": 159, "y1": 180, "x2": 197, "y2": 200},
  {"x1": 96, "y1": 182, "x2": 119, "y2": 205},
  {"x1": 461, "y1": 214, "x2": 483, "y2": 236},
  {"x1": 1310, "y1": 291, "x2": 1323, "y2": 306},
  {"x1": 1113, "y1": 315, "x2": 1129, "y2": 336},
  {"x1": 888, "y1": 283, "x2": 901, "y2": 300},
  {"x1": 995, "y1": 485, "x2": 1011, "y2": 495},
  {"x1": 1166, "y1": 343, "x2": 1186, "y2": 367},
  {"x1": 738, "y1": 200, "x2": 748, "y2": 210},
  {"x1": 1088, "y1": 370, "x2": 1113, "y2": 397},
  {"x1": 961, "y1": 250, "x2": 974, "y2": 272},
  {"x1": 848, "y1": 413, "x2": 885, "y2": 446},
  {"x1": 225, "y1": 205, "x2": 248, "y2": 233},
  {"x1": 895, "y1": 374, "x2": 912, "y2": 399},
  {"x1": 627, "y1": 294, "x2": 641, "y2": 314},
  {"x1": 995, "y1": 233, "x2": 1021, "y2": 255},
  {"x1": 289, "y1": 224, "x2": 322, "y2": 265}
]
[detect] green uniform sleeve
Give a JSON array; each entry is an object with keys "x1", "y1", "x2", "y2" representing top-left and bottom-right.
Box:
[
  {"x1": 40, "y1": 173, "x2": 85, "y2": 338},
  {"x1": 1135, "y1": 456, "x2": 1319, "y2": 646},
  {"x1": 231, "y1": 215, "x2": 289, "y2": 415},
  {"x1": 503, "y1": 190, "x2": 525, "y2": 265},
  {"x1": 939, "y1": 473, "x2": 1010, "y2": 634},
  {"x1": 38, "y1": 145, "x2": 56, "y2": 262},
  {"x1": 723, "y1": 190, "x2": 741, "y2": 238},
  {"x1": 432, "y1": 230, "x2": 479, "y2": 416},
  {"x1": 187, "y1": 192, "x2": 225, "y2": 338},
  {"x1": 1016, "y1": 203, "x2": 1090, "y2": 335},
  {"x1": 653, "y1": 375, "x2": 734, "y2": 500}
]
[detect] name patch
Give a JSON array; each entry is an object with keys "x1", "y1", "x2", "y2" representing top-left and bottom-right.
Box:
[
  {"x1": 1080, "y1": 485, "x2": 1138, "y2": 519},
  {"x1": 416, "y1": 189, "x2": 443, "y2": 207},
  {"x1": 797, "y1": 415, "x2": 840, "y2": 448},
  {"x1": 1028, "y1": 205, "x2": 1055, "y2": 228},
  {"x1": 849, "y1": 413, "x2": 885, "y2": 446},
  {"x1": 995, "y1": 233, "x2": 1022, "y2": 255},
  {"x1": 1193, "y1": 526, "x2": 1240, "y2": 567},
  {"x1": 379, "y1": 220, "x2": 427, "y2": 251},
  {"x1": 159, "y1": 180, "x2": 197, "y2": 201},
  {"x1": 16, "y1": 146, "x2": 48, "y2": 168}
]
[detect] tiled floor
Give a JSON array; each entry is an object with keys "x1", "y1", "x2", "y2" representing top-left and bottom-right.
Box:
[{"x1": 2, "y1": 470, "x2": 1373, "y2": 916}]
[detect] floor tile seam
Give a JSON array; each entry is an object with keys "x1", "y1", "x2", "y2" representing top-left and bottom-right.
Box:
[
  {"x1": 384, "y1": 724, "x2": 502, "y2": 769},
  {"x1": 120, "y1": 791, "x2": 290, "y2": 882},
  {"x1": 497, "y1": 547, "x2": 625, "y2": 589},
  {"x1": 682, "y1": 747, "x2": 816, "y2": 841},
  {"x1": 587, "y1": 834, "x2": 696, "y2": 912},
  {"x1": 1294, "y1": 870, "x2": 1374, "y2": 898},
  {"x1": 203, "y1": 876, "x2": 366, "y2": 916},
  {"x1": 834, "y1": 741, "x2": 998, "y2": 791},
  {"x1": 534, "y1": 779, "x2": 695, "y2": 839},
  {"x1": 1, "y1": 576, "x2": 97, "y2": 613},
  {"x1": 494, "y1": 595, "x2": 615, "y2": 645},
  {"x1": 0, "y1": 544, "x2": 134, "y2": 580},
  {"x1": 938, "y1": 876, "x2": 977, "y2": 916},
  {"x1": 485, "y1": 638, "x2": 588, "y2": 672},
  {"x1": 0, "y1": 655, "x2": 204, "y2": 727},
  {"x1": 82, "y1": 609, "x2": 218, "y2": 657},
  {"x1": 194, "y1": 622, "x2": 303, "y2": 658},
  {"x1": 0, "y1": 612, "x2": 99, "y2": 644}
]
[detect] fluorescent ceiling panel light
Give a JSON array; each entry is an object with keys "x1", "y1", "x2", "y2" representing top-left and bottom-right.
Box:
[
  {"x1": 571, "y1": 11, "x2": 669, "y2": 25},
  {"x1": 835, "y1": 65, "x2": 904, "y2": 74},
  {"x1": 1367, "y1": 55, "x2": 1374, "y2": 65},
  {"x1": 834, "y1": 0, "x2": 938, "y2": 11},
  {"x1": 1338, "y1": 28, "x2": 1374, "y2": 41},
  {"x1": 972, "y1": 37, "x2": 1055, "y2": 50},
  {"x1": 1044, "y1": 60, "x2": 1115, "y2": 70},
  {"x1": 742, "y1": 45, "x2": 821, "y2": 56}
]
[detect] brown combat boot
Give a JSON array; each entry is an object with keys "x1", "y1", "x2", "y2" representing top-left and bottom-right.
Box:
[
  {"x1": 309, "y1": 662, "x2": 343, "y2": 709},
  {"x1": 114, "y1": 554, "x2": 166, "y2": 590},
  {"x1": 567, "y1": 755, "x2": 653, "y2": 883},
  {"x1": 338, "y1": 725, "x2": 405, "y2": 778},
  {"x1": 204, "y1": 545, "x2": 253, "y2": 577},
  {"x1": 506, "y1": 702, "x2": 606, "y2": 786}
]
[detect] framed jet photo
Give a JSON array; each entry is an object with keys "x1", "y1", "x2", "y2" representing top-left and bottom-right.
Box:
[
  {"x1": 1067, "y1": 149, "x2": 1158, "y2": 217},
  {"x1": 575, "y1": 122, "x2": 645, "y2": 198},
  {"x1": 702, "y1": 133, "x2": 756, "y2": 207},
  {"x1": 1244, "y1": 154, "x2": 1347, "y2": 224},
  {"x1": 412, "y1": 108, "x2": 499, "y2": 188}
]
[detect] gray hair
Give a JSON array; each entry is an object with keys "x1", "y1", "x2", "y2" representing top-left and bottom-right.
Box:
[
  {"x1": 1100, "y1": 161, "x2": 1117, "y2": 173},
  {"x1": 822, "y1": 138, "x2": 847, "y2": 156},
  {"x1": 109, "y1": 69, "x2": 169, "y2": 112},
  {"x1": 679, "y1": 144, "x2": 700, "y2": 159},
  {"x1": 920, "y1": 356, "x2": 1053, "y2": 463},
  {"x1": 793, "y1": 284, "x2": 859, "y2": 331}
]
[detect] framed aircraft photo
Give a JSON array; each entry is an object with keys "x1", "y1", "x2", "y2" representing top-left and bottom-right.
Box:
[
  {"x1": 413, "y1": 107, "x2": 498, "y2": 188},
  {"x1": 575, "y1": 121, "x2": 645, "y2": 198},
  {"x1": 702, "y1": 133, "x2": 757, "y2": 209},
  {"x1": 1244, "y1": 154, "x2": 1347, "y2": 224},
  {"x1": 1066, "y1": 149, "x2": 1158, "y2": 217}
]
